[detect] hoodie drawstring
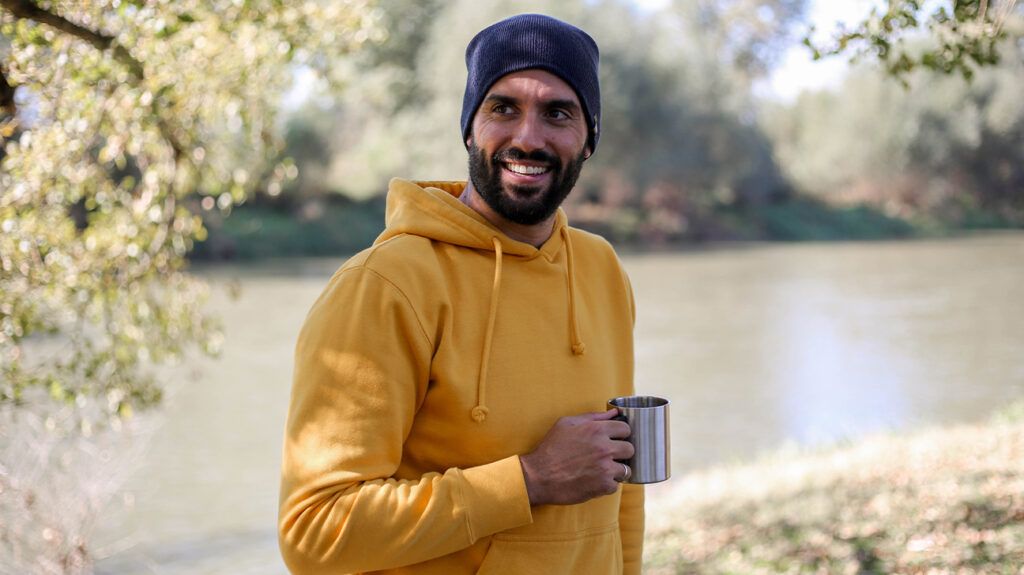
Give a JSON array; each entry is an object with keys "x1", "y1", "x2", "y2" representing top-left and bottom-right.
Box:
[
  {"x1": 561, "y1": 227, "x2": 586, "y2": 356},
  {"x1": 471, "y1": 237, "x2": 503, "y2": 422},
  {"x1": 471, "y1": 231, "x2": 586, "y2": 422}
]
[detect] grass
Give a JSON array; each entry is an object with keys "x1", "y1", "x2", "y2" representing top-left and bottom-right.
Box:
[{"x1": 644, "y1": 405, "x2": 1024, "y2": 574}]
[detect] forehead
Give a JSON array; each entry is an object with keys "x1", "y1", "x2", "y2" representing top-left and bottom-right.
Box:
[{"x1": 484, "y1": 69, "x2": 580, "y2": 106}]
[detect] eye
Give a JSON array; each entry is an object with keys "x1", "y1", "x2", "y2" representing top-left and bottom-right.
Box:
[
  {"x1": 547, "y1": 109, "x2": 571, "y2": 121},
  {"x1": 492, "y1": 103, "x2": 514, "y2": 115}
]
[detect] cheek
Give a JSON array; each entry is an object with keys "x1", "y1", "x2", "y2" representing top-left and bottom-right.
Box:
[
  {"x1": 553, "y1": 128, "x2": 588, "y2": 156},
  {"x1": 474, "y1": 123, "x2": 511, "y2": 148},
  {"x1": 555, "y1": 139, "x2": 588, "y2": 162}
]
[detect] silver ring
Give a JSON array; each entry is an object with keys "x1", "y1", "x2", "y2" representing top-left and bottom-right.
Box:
[{"x1": 618, "y1": 462, "x2": 632, "y2": 483}]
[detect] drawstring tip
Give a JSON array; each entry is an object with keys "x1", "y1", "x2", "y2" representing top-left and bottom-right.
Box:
[
  {"x1": 571, "y1": 342, "x2": 586, "y2": 355},
  {"x1": 470, "y1": 405, "x2": 489, "y2": 422}
]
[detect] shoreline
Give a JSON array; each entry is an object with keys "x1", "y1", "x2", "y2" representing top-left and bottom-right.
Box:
[{"x1": 643, "y1": 405, "x2": 1024, "y2": 573}]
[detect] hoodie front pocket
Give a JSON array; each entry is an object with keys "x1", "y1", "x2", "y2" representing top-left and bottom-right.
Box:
[{"x1": 475, "y1": 523, "x2": 622, "y2": 575}]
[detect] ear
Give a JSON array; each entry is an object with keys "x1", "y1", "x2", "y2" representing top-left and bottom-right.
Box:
[
  {"x1": 465, "y1": 135, "x2": 474, "y2": 148},
  {"x1": 583, "y1": 147, "x2": 592, "y2": 160}
]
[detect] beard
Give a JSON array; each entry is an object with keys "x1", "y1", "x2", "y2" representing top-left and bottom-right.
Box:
[{"x1": 467, "y1": 142, "x2": 586, "y2": 226}]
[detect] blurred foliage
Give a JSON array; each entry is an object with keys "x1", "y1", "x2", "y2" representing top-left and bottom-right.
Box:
[
  {"x1": 0, "y1": 0, "x2": 381, "y2": 422},
  {"x1": 677, "y1": 0, "x2": 808, "y2": 80},
  {"x1": 0, "y1": 396, "x2": 157, "y2": 573},
  {"x1": 807, "y1": 0, "x2": 1023, "y2": 81},
  {"x1": 762, "y1": 41, "x2": 1024, "y2": 228},
  {"x1": 752, "y1": 197, "x2": 915, "y2": 241},
  {"x1": 265, "y1": 0, "x2": 1020, "y2": 249},
  {"x1": 240, "y1": 0, "x2": 1021, "y2": 253},
  {"x1": 277, "y1": 0, "x2": 810, "y2": 245},
  {"x1": 992, "y1": 399, "x2": 1024, "y2": 424},
  {"x1": 194, "y1": 196, "x2": 386, "y2": 260}
]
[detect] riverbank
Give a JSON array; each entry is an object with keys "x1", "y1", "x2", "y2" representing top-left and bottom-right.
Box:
[
  {"x1": 190, "y1": 193, "x2": 1020, "y2": 261},
  {"x1": 643, "y1": 404, "x2": 1024, "y2": 573}
]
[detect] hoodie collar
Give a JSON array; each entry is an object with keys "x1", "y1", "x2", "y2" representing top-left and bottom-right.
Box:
[{"x1": 377, "y1": 178, "x2": 567, "y2": 261}]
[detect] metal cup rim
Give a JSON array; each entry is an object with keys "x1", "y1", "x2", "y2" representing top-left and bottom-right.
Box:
[{"x1": 607, "y1": 395, "x2": 670, "y2": 409}]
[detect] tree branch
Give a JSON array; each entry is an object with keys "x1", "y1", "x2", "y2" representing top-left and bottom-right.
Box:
[
  {"x1": 0, "y1": 0, "x2": 143, "y2": 79},
  {"x1": 993, "y1": 0, "x2": 1019, "y2": 34},
  {"x1": 0, "y1": 63, "x2": 15, "y2": 118},
  {"x1": 0, "y1": 0, "x2": 189, "y2": 173},
  {"x1": 0, "y1": 63, "x2": 17, "y2": 138}
]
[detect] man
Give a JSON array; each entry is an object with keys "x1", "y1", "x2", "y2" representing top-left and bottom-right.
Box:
[{"x1": 279, "y1": 13, "x2": 643, "y2": 574}]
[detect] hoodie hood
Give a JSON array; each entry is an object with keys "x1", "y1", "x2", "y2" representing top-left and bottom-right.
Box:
[
  {"x1": 375, "y1": 178, "x2": 585, "y2": 423},
  {"x1": 375, "y1": 178, "x2": 569, "y2": 260}
]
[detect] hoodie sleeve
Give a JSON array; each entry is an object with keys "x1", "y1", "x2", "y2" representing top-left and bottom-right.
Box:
[{"x1": 279, "y1": 265, "x2": 533, "y2": 574}]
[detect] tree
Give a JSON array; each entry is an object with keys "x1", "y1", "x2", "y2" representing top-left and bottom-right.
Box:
[
  {"x1": 761, "y1": 46, "x2": 1024, "y2": 226},
  {"x1": 1, "y1": 3, "x2": 381, "y2": 571},
  {"x1": 807, "y1": 0, "x2": 1023, "y2": 80},
  {"x1": 0, "y1": 1, "x2": 381, "y2": 422},
  {"x1": 672, "y1": 0, "x2": 808, "y2": 82},
  {"x1": 274, "y1": 0, "x2": 444, "y2": 200}
]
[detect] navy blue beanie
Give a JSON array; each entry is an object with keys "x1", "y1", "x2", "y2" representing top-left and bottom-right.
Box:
[{"x1": 461, "y1": 14, "x2": 601, "y2": 154}]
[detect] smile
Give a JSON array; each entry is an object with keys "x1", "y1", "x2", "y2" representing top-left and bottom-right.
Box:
[{"x1": 503, "y1": 162, "x2": 551, "y2": 176}]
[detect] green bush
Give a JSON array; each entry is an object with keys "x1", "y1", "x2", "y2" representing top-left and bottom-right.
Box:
[
  {"x1": 193, "y1": 197, "x2": 386, "y2": 260},
  {"x1": 757, "y1": 198, "x2": 916, "y2": 241}
]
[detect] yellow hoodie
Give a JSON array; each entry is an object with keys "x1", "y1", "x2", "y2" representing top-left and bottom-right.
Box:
[{"x1": 279, "y1": 179, "x2": 643, "y2": 574}]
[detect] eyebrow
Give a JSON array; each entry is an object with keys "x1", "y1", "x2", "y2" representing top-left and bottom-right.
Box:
[{"x1": 483, "y1": 94, "x2": 581, "y2": 114}]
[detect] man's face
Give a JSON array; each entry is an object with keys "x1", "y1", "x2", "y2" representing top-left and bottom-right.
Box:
[{"x1": 467, "y1": 69, "x2": 590, "y2": 226}]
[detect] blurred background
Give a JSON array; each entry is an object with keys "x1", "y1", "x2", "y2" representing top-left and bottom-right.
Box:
[{"x1": 1, "y1": 0, "x2": 1022, "y2": 573}]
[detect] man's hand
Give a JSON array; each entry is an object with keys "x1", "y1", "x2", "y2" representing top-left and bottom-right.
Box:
[{"x1": 518, "y1": 408, "x2": 634, "y2": 506}]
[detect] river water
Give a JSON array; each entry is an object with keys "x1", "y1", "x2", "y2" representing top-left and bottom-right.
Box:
[{"x1": 95, "y1": 233, "x2": 1024, "y2": 573}]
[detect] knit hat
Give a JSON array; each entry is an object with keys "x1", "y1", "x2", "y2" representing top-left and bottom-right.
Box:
[{"x1": 461, "y1": 14, "x2": 601, "y2": 154}]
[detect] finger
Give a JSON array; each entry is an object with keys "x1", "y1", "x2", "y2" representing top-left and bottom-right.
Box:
[
  {"x1": 588, "y1": 408, "x2": 621, "y2": 421},
  {"x1": 602, "y1": 419, "x2": 631, "y2": 439},
  {"x1": 614, "y1": 458, "x2": 630, "y2": 480},
  {"x1": 563, "y1": 409, "x2": 619, "y2": 426},
  {"x1": 610, "y1": 439, "x2": 635, "y2": 460},
  {"x1": 614, "y1": 462, "x2": 632, "y2": 483},
  {"x1": 607, "y1": 460, "x2": 631, "y2": 484}
]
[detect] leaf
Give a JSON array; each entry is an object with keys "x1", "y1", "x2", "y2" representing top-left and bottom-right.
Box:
[
  {"x1": 155, "y1": 24, "x2": 181, "y2": 39},
  {"x1": 48, "y1": 379, "x2": 65, "y2": 401}
]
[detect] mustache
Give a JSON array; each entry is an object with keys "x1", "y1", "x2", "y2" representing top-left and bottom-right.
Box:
[{"x1": 493, "y1": 148, "x2": 558, "y2": 166}]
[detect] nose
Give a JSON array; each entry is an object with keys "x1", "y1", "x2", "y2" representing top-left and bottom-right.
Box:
[{"x1": 509, "y1": 114, "x2": 545, "y2": 152}]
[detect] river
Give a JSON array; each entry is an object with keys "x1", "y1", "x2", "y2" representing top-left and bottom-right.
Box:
[{"x1": 95, "y1": 233, "x2": 1024, "y2": 573}]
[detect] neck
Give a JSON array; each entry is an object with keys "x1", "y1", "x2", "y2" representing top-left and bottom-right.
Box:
[{"x1": 459, "y1": 181, "x2": 556, "y2": 248}]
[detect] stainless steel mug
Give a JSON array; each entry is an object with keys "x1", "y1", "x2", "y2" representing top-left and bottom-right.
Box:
[{"x1": 607, "y1": 395, "x2": 671, "y2": 484}]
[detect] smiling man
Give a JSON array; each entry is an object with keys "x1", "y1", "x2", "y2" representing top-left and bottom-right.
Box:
[{"x1": 279, "y1": 14, "x2": 643, "y2": 575}]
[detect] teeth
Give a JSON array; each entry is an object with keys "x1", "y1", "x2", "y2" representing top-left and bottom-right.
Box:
[{"x1": 506, "y1": 163, "x2": 548, "y2": 175}]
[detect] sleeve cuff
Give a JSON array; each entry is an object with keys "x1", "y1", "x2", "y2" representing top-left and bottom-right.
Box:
[{"x1": 458, "y1": 455, "x2": 534, "y2": 540}]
